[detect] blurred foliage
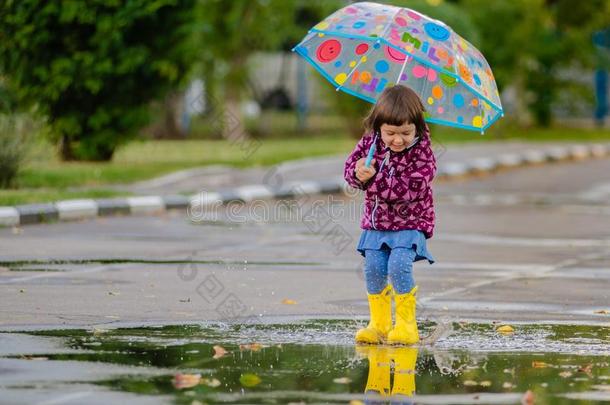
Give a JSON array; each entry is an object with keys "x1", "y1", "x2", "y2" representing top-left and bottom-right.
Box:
[
  {"x1": 0, "y1": 114, "x2": 33, "y2": 188},
  {"x1": 0, "y1": 76, "x2": 17, "y2": 113},
  {"x1": 461, "y1": 0, "x2": 610, "y2": 126},
  {"x1": 0, "y1": 0, "x2": 609, "y2": 164},
  {"x1": 196, "y1": 0, "x2": 343, "y2": 138},
  {"x1": 0, "y1": 0, "x2": 199, "y2": 161}
]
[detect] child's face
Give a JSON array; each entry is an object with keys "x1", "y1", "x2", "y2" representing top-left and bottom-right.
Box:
[{"x1": 380, "y1": 122, "x2": 418, "y2": 152}]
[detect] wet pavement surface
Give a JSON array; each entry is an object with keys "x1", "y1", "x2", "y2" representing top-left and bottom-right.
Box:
[{"x1": 1, "y1": 156, "x2": 610, "y2": 403}]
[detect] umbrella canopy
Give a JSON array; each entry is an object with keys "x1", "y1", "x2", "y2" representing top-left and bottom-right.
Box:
[{"x1": 292, "y1": 1, "x2": 503, "y2": 133}]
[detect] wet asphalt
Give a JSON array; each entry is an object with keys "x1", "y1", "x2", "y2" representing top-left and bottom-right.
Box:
[
  {"x1": 1, "y1": 155, "x2": 610, "y2": 404},
  {"x1": 1, "y1": 156, "x2": 609, "y2": 330}
]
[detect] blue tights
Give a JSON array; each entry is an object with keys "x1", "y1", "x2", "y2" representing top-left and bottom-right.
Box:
[{"x1": 364, "y1": 247, "x2": 416, "y2": 294}]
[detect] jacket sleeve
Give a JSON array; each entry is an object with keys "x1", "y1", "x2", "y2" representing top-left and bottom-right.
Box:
[{"x1": 343, "y1": 134, "x2": 374, "y2": 190}]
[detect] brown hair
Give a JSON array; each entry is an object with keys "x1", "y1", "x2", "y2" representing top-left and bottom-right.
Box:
[{"x1": 363, "y1": 84, "x2": 426, "y2": 138}]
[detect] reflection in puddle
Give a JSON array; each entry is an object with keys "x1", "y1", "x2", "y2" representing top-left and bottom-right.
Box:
[{"x1": 1, "y1": 320, "x2": 609, "y2": 404}]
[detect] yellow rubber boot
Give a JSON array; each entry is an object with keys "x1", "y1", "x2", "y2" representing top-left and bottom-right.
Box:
[
  {"x1": 355, "y1": 345, "x2": 391, "y2": 396},
  {"x1": 355, "y1": 284, "x2": 393, "y2": 344},
  {"x1": 389, "y1": 346, "x2": 418, "y2": 397},
  {"x1": 387, "y1": 285, "x2": 419, "y2": 345}
]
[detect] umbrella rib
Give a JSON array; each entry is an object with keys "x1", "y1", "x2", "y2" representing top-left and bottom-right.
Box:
[
  {"x1": 395, "y1": 53, "x2": 410, "y2": 84},
  {"x1": 336, "y1": 8, "x2": 401, "y2": 92}
]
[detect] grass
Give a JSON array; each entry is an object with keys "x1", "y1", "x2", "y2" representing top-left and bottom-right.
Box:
[
  {"x1": 2, "y1": 114, "x2": 610, "y2": 207},
  {"x1": 18, "y1": 134, "x2": 358, "y2": 188},
  {"x1": 1, "y1": 133, "x2": 357, "y2": 206},
  {"x1": 0, "y1": 189, "x2": 128, "y2": 207}
]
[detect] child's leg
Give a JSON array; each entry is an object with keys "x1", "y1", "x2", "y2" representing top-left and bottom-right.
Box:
[
  {"x1": 363, "y1": 248, "x2": 390, "y2": 294},
  {"x1": 356, "y1": 248, "x2": 393, "y2": 344},
  {"x1": 387, "y1": 247, "x2": 420, "y2": 345},
  {"x1": 387, "y1": 247, "x2": 417, "y2": 294}
]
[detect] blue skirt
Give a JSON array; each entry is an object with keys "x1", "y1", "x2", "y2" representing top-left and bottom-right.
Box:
[{"x1": 357, "y1": 229, "x2": 435, "y2": 264}]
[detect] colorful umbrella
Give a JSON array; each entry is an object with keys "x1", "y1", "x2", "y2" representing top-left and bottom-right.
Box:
[{"x1": 291, "y1": 1, "x2": 503, "y2": 133}]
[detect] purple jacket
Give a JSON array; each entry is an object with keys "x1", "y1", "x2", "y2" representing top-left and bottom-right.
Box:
[{"x1": 343, "y1": 126, "x2": 436, "y2": 238}]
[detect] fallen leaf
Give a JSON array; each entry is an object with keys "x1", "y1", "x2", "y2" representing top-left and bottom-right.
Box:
[
  {"x1": 108, "y1": 291, "x2": 120, "y2": 296},
  {"x1": 240, "y1": 343, "x2": 264, "y2": 352},
  {"x1": 532, "y1": 361, "x2": 548, "y2": 368},
  {"x1": 521, "y1": 389, "x2": 535, "y2": 405},
  {"x1": 333, "y1": 377, "x2": 352, "y2": 384},
  {"x1": 213, "y1": 345, "x2": 229, "y2": 359},
  {"x1": 594, "y1": 309, "x2": 609, "y2": 314},
  {"x1": 21, "y1": 355, "x2": 48, "y2": 361},
  {"x1": 239, "y1": 373, "x2": 261, "y2": 387},
  {"x1": 282, "y1": 298, "x2": 297, "y2": 305},
  {"x1": 349, "y1": 401, "x2": 365, "y2": 405},
  {"x1": 578, "y1": 363, "x2": 593, "y2": 377},
  {"x1": 172, "y1": 373, "x2": 201, "y2": 389},
  {"x1": 496, "y1": 325, "x2": 515, "y2": 334},
  {"x1": 201, "y1": 377, "x2": 221, "y2": 387}
]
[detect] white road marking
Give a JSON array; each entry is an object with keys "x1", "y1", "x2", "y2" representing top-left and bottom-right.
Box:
[
  {"x1": 0, "y1": 264, "x2": 138, "y2": 285},
  {"x1": 420, "y1": 249, "x2": 610, "y2": 304},
  {"x1": 579, "y1": 182, "x2": 610, "y2": 202},
  {"x1": 436, "y1": 233, "x2": 610, "y2": 247},
  {"x1": 37, "y1": 391, "x2": 92, "y2": 405}
]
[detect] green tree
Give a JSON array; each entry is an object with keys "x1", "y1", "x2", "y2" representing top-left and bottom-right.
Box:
[
  {"x1": 462, "y1": 0, "x2": 610, "y2": 126},
  {"x1": 0, "y1": 0, "x2": 198, "y2": 161}
]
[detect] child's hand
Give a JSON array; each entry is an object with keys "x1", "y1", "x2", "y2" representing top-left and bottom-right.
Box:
[{"x1": 355, "y1": 158, "x2": 376, "y2": 183}]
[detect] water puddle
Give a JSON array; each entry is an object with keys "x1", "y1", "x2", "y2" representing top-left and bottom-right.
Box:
[{"x1": 1, "y1": 320, "x2": 609, "y2": 404}]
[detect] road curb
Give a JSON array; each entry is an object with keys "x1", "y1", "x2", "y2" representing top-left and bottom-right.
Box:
[{"x1": 1, "y1": 143, "x2": 609, "y2": 228}]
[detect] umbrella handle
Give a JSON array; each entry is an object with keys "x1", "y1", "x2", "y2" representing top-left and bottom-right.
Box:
[{"x1": 365, "y1": 135, "x2": 377, "y2": 167}]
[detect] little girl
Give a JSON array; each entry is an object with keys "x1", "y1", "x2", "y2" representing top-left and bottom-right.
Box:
[{"x1": 344, "y1": 84, "x2": 436, "y2": 346}]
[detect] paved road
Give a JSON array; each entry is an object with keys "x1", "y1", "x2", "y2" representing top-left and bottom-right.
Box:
[{"x1": 1, "y1": 157, "x2": 610, "y2": 330}]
